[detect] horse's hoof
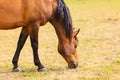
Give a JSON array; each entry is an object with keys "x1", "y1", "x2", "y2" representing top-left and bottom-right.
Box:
[
  {"x1": 12, "y1": 68, "x2": 21, "y2": 72},
  {"x1": 38, "y1": 67, "x2": 47, "y2": 72}
]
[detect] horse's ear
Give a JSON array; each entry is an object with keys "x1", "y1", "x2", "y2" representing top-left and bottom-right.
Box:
[{"x1": 73, "y1": 29, "x2": 80, "y2": 37}]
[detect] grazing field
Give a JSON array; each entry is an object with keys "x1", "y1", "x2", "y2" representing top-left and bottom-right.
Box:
[{"x1": 0, "y1": 0, "x2": 120, "y2": 80}]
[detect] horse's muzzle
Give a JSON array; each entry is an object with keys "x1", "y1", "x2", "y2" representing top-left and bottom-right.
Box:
[{"x1": 68, "y1": 61, "x2": 78, "y2": 68}]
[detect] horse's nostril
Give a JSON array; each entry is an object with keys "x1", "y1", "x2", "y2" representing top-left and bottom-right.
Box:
[
  {"x1": 68, "y1": 61, "x2": 78, "y2": 68},
  {"x1": 70, "y1": 63, "x2": 76, "y2": 68}
]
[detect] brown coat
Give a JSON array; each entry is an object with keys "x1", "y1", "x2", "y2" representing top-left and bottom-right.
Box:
[{"x1": 0, "y1": 0, "x2": 57, "y2": 29}]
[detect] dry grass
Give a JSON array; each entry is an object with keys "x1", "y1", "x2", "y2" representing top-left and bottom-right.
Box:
[{"x1": 0, "y1": 0, "x2": 120, "y2": 80}]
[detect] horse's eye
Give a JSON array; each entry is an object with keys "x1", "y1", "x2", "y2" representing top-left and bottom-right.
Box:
[{"x1": 74, "y1": 44, "x2": 78, "y2": 48}]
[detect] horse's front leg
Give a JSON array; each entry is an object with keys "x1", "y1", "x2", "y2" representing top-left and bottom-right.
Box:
[
  {"x1": 12, "y1": 27, "x2": 28, "y2": 72},
  {"x1": 29, "y1": 23, "x2": 46, "y2": 72}
]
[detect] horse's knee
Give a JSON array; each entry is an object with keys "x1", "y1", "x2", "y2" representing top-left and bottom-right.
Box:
[{"x1": 31, "y1": 43, "x2": 38, "y2": 50}]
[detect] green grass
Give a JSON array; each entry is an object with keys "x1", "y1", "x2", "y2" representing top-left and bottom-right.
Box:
[{"x1": 0, "y1": 0, "x2": 120, "y2": 80}]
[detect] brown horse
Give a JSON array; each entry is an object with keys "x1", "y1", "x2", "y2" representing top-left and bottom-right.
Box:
[{"x1": 0, "y1": 0, "x2": 79, "y2": 72}]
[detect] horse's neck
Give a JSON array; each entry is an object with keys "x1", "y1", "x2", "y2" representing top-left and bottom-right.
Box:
[{"x1": 50, "y1": 20, "x2": 70, "y2": 44}]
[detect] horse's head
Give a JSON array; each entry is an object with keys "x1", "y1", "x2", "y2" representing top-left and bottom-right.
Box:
[
  {"x1": 50, "y1": 0, "x2": 80, "y2": 68},
  {"x1": 58, "y1": 29, "x2": 80, "y2": 68}
]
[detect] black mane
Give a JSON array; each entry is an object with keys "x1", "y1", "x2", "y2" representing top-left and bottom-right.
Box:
[{"x1": 55, "y1": 0, "x2": 73, "y2": 40}]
